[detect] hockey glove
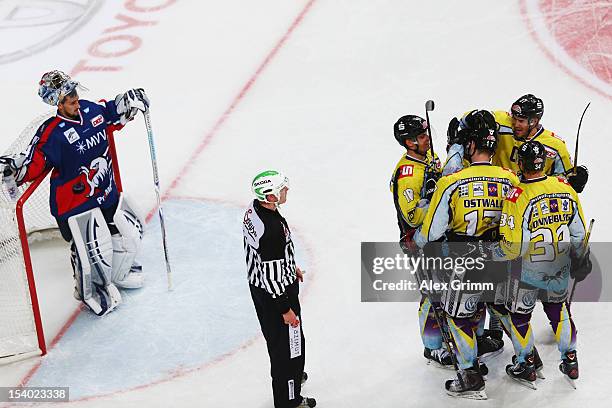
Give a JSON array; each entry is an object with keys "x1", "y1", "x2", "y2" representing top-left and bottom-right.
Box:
[
  {"x1": 567, "y1": 165, "x2": 588, "y2": 193},
  {"x1": 115, "y1": 88, "x2": 150, "y2": 122},
  {"x1": 423, "y1": 171, "x2": 441, "y2": 201},
  {"x1": 0, "y1": 153, "x2": 27, "y2": 179},
  {"x1": 447, "y1": 117, "x2": 462, "y2": 147},
  {"x1": 570, "y1": 249, "x2": 592, "y2": 283}
]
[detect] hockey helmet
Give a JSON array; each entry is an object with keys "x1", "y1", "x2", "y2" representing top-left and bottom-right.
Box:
[
  {"x1": 517, "y1": 140, "x2": 546, "y2": 172},
  {"x1": 459, "y1": 110, "x2": 498, "y2": 153},
  {"x1": 38, "y1": 70, "x2": 82, "y2": 106},
  {"x1": 252, "y1": 170, "x2": 290, "y2": 202},
  {"x1": 510, "y1": 94, "x2": 544, "y2": 120},
  {"x1": 394, "y1": 115, "x2": 428, "y2": 147}
]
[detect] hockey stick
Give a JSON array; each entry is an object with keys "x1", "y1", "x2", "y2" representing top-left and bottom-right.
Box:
[
  {"x1": 568, "y1": 218, "x2": 595, "y2": 305},
  {"x1": 425, "y1": 100, "x2": 436, "y2": 159},
  {"x1": 572, "y1": 102, "x2": 590, "y2": 176},
  {"x1": 417, "y1": 259, "x2": 466, "y2": 389},
  {"x1": 143, "y1": 110, "x2": 173, "y2": 291}
]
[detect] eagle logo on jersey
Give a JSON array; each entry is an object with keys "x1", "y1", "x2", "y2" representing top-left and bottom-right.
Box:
[
  {"x1": 540, "y1": 201, "x2": 550, "y2": 215},
  {"x1": 473, "y1": 182, "x2": 484, "y2": 197},
  {"x1": 79, "y1": 149, "x2": 111, "y2": 198}
]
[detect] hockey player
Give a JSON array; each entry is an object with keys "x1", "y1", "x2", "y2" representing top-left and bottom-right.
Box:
[
  {"x1": 243, "y1": 170, "x2": 315, "y2": 408},
  {"x1": 492, "y1": 140, "x2": 592, "y2": 388},
  {"x1": 0, "y1": 71, "x2": 148, "y2": 316},
  {"x1": 415, "y1": 110, "x2": 519, "y2": 399},
  {"x1": 388, "y1": 115, "x2": 448, "y2": 368},
  {"x1": 446, "y1": 94, "x2": 588, "y2": 193}
]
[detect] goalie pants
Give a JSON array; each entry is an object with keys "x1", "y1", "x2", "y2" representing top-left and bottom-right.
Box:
[
  {"x1": 56, "y1": 199, "x2": 119, "y2": 242},
  {"x1": 250, "y1": 281, "x2": 305, "y2": 408}
]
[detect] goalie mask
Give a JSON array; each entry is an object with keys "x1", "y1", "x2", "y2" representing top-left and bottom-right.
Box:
[
  {"x1": 251, "y1": 170, "x2": 290, "y2": 203},
  {"x1": 38, "y1": 70, "x2": 86, "y2": 106}
]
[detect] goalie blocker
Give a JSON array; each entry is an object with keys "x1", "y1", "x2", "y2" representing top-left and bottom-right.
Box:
[{"x1": 67, "y1": 194, "x2": 144, "y2": 316}]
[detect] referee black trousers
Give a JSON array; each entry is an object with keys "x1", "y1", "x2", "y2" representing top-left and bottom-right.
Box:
[{"x1": 250, "y1": 281, "x2": 306, "y2": 408}]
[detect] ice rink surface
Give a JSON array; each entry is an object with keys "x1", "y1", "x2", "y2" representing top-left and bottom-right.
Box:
[{"x1": 0, "y1": 1, "x2": 611, "y2": 407}]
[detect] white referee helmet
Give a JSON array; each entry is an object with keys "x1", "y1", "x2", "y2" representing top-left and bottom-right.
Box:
[{"x1": 251, "y1": 170, "x2": 290, "y2": 203}]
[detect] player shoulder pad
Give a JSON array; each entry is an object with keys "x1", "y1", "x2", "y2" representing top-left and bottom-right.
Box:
[
  {"x1": 550, "y1": 131, "x2": 566, "y2": 142},
  {"x1": 492, "y1": 110, "x2": 512, "y2": 126},
  {"x1": 506, "y1": 186, "x2": 523, "y2": 203}
]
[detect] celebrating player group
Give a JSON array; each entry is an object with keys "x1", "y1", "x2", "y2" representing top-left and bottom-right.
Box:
[{"x1": 389, "y1": 95, "x2": 593, "y2": 399}]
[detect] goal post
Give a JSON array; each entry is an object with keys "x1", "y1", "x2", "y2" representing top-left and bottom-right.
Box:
[{"x1": 0, "y1": 113, "x2": 123, "y2": 362}]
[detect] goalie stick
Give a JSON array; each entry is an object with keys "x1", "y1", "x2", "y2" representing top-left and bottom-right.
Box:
[{"x1": 144, "y1": 111, "x2": 173, "y2": 291}]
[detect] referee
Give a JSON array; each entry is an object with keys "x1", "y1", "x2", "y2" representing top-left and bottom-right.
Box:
[{"x1": 243, "y1": 170, "x2": 316, "y2": 408}]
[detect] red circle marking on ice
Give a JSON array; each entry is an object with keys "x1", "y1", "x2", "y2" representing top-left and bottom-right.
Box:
[{"x1": 520, "y1": 0, "x2": 612, "y2": 99}]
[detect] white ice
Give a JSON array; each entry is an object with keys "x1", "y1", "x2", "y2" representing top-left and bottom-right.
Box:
[{"x1": 0, "y1": 1, "x2": 611, "y2": 407}]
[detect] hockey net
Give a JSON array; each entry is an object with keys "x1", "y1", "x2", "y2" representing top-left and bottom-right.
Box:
[{"x1": 0, "y1": 112, "x2": 122, "y2": 362}]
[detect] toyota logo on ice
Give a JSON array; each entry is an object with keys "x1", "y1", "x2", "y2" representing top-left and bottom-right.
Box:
[{"x1": 0, "y1": 0, "x2": 101, "y2": 64}]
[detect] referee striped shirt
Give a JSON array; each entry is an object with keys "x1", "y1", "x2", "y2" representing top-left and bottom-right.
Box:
[{"x1": 243, "y1": 200, "x2": 297, "y2": 313}]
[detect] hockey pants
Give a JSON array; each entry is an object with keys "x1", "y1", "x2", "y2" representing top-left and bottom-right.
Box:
[{"x1": 250, "y1": 281, "x2": 305, "y2": 408}]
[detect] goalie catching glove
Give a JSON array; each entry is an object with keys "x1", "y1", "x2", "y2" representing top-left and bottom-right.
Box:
[{"x1": 115, "y1": 88, "x2": 150, "y2": 124}]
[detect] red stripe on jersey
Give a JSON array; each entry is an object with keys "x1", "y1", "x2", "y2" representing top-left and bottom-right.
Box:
[
  {"x1": 21, "y1": 117, "x2": 62, "y2": 184},
  {"x1": 55, "y1": 173, "x2": 94, "y2": 217}
]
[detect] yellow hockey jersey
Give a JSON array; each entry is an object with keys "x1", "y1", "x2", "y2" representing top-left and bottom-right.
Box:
[
  {"x1": 494, "y1": 175, "x2": 587, "y2": 291},
  {"x1": 390, "y1": 152, "x2": 441, "y2": 233},
  {"x1": 416, "y1": 163, "x2": 519, "y2": 245},
  {"x1": 492, "y1": 110, "x2": 573, "y2": 176}
]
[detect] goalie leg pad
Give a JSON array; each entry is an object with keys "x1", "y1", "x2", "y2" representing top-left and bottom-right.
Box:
[
  {"x1": 69, "y1": 208, "x2": 121, "y2": 316},
  {"x1": 111, "y1": 195, "x2": 144, "y2": 288}
]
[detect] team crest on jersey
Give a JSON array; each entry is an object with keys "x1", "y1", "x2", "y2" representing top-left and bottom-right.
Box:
[
  {"x1": 550, "y1": 198, "x2": 559, "y2": 213},
  {"x1": 459, "y1": 184, "x2": 469, "y2": 198},
  {"x1": 561, "y1": 199, "x2": 570, "y2": 212},
  {"x1": 91, "y1": 114, "x2": 104, "y2": 127},
  {"x1": 473, "y1": 182, "x2": 484, "y2": 197},
  {"x1": 398, "y1": 165, "x2": 414, "y2": 179},
  {"x1": 540, "y1": 201, "x2": 550, "y2": 215},
  {"x1": 502, "y1": 184, "x2": 510, "y2": 197},
  {"x1": 487, "y1": 183, "x2": 498, "y2": 197},
  {"x1": 506, "y1": 187, "x2": 523, "y2": 202},
  {"x1": 544, "y1": 146, "x2": 556, "y2": 159},
  {"x1": 403, "y1": 188, "x2": 414, "y2": 202},
  {"x1": 64, "y1": 127, "x2": 80, "y2": 144},
  {"x1": 557, "y1": 176, "x2": 570, "y2": 185}
]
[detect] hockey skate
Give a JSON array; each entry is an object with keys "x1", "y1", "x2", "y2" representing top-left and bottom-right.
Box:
[
  {"x1": 477, "y1": 335, "x2": 504, "y2": 362},
  {"x1": 114, "y1": 263, "x2": 144, "y2": 289},
  {"x1": 297, "y1": 397, "x2": 317, "y2": 407},
  {"x1": 483, "y1": 328, "x2": 503, "y2": 341},
  {"x1": 512, "y1": 346, "x2": 545, "y2": 379},
  {"x1": 445, "y1": 367, "x2": 487, "y2": 400},
  {"x1": 559, "y1": 350, "x2": 578, "y2": 389},
  {"x1": 424, "y1": 347, "x2": 454, "y2": 370},
  {"x1": 506, "y1": 352, "x2": 537, "y2": 390}
]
